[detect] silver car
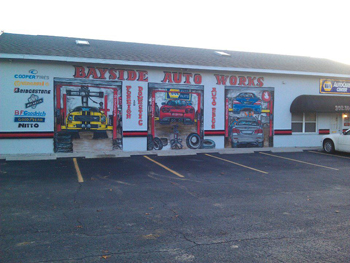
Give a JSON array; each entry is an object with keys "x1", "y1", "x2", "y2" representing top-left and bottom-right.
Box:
[{"x1": 230, "y1": 117, "x2": 264, "y2": 148}]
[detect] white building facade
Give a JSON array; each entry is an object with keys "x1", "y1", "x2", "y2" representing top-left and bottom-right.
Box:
[{"x1": 1, "y1": 34, "x2": 350, "y2": 155}]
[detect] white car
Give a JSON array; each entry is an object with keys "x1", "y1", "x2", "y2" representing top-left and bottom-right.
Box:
[{"x1": 322, "y1": 129, "x2": 350, "y2": 153}]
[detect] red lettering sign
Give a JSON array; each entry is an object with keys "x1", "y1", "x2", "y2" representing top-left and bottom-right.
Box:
[
  {"x1": 214, "y1": 74, "x2": 264, "y2": 87},
  {"x1": 126, "y1": 86, "x2": 132, "y2": 119},
  {"x1": 211, "y1": 87, "x2": 217, "y2": 129},
  {"x1": 162, "y1": 72, "x2": 202, "y2": 84},
  {"x1": 73, "y1": 66, "x2": 148, "y2": 82},
  {"x1": 137, "y1": 86, "x2": 143, "y2": 126}
]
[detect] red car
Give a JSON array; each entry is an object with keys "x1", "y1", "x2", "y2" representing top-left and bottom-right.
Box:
[{"x1": 159, "y1": 99, "x2": 195, "y2": 124}]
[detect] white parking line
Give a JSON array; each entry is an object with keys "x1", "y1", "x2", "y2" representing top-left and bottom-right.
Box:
[
  {"x1": 205, "y1": 154, "x2": 268, "y2": 174},
  {"x1": 309, "y1": 150, "x2": 350, "y2": 160},
  {"x1": 259, "y1": 152, "x2": 339, "y2": 171}
]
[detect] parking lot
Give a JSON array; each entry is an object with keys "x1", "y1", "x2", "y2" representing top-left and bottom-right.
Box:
[{"x1": 1, "y1": 150, "x2": 350, "y2": 262}]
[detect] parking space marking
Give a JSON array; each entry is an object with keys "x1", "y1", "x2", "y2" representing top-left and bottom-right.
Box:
[
  {"x1": 73, "y1": 158, "x2": 84, "y2": 183},
  {"x1": 259, "y1": 152, "x2": 339, "y2": 170},
  {"x1": 309, "y1": 150, "x2": 350, "y2": 160},
  {"x1": 143, "y1": 156, "x2": 185, "y2": 178},
  {"x1": 205, "y1": 154, "x2": 268, "y2": 174}
]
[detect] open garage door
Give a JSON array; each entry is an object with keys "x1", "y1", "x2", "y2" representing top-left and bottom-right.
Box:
[
  {"x1": 225, "y1": 87, "x2": 274, "y2": 148},
  {"x1": 54, "y1": 79, "x2": 122, "y2": 153},
  {"x1": 147, "y1": 83, "x2": 207, "y2": 151}
]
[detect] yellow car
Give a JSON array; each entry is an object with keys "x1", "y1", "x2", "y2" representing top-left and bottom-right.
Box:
[{"x1": 65, "y1": 106, "x2": 112, "y2": 131}]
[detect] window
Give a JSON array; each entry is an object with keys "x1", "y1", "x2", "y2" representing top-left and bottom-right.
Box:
[{"x1": 292, "y1": 113, "x2": 316, "y2": 133}]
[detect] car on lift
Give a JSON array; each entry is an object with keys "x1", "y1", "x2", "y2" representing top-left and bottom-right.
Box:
[
  {"x1": 230, "y1": 117, "x2": 264, "y2": 148},
  {"x1": 322, "y1": 129, "x2": 350, "y2": 153},
  {"x1": 159, "y1": 99, "x2": 195, "y2": 124},
  {"x1": 232, "y1": 92, "x2": 262, "y2": 114},
  {"x1": 65, "y1": 106, "x2": 112, "y2": 131}
]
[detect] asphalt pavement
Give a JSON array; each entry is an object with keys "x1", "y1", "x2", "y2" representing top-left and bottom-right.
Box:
[{"x1": 1, "y1": 150, "x2": 350, "y2": 262}]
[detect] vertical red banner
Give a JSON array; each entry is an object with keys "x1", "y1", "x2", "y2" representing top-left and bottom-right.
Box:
[
  {"x1": 113, "y1": 89, "x2": 118, "y2": 140},
  {"x1": 225, "y1": 98, "x2": 229, "y2": 137},
  {"x1": 56, "y1": 85, "x2": 61, "y2": 132},
  {"x1": 197, "y1": 93, "x2": 201, "y2": 135},
  {"x1": 269, "y1": 99, "x2": 273, "y2": 137},
  {"x1": 63, "y1": 94, "x2": 67, "y2": 126},
  {"x1": 104, "y1": 95, "x2": 108, "y2": 114},
  {"x1": 151, "y1": 90, "x2": 155, "y2": 137}
]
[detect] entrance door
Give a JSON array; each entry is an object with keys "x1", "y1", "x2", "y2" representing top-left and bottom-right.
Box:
[
  {"x1": 330, "y1": 114, "x2": 341, "y2": 134},
  {"x1": 342, "y1": 113, "x2": 350, "y2": 131}
]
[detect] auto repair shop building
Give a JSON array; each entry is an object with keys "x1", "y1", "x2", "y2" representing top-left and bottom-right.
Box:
[{"x1": 1, "y1": 33, "x2": 350, "y2": 155}]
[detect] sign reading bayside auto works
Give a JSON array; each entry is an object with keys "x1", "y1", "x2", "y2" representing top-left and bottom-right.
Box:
[{"x1": 320, "y1": 79, "x2": 350, "y2": 94}]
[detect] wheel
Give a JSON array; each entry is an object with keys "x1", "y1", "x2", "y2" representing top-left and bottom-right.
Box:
[
  {"x1": 160, "y1": 138, "x2": 168, "y2": 146},
  {"x1": 201, "y1": 139, "x2": 215, "y2": 149},
  {"x1": 153, "y1": 137, "x2": 163, "y2": 150},
  {"x1": 155, "y1": 104, "x2": 160, "y2": 117},
  {"x1": 186, "y1": 133, "x2": 201, "y2": 149},
  {"x1": 323, "y1": 139, "x2": 335, "y2": 153},
  {"x1": 231, "y1": 141, "x2": 238, "y2": 148},
  {"x1": 258, "y1": 142, "x2": 263, "y2": 147}
]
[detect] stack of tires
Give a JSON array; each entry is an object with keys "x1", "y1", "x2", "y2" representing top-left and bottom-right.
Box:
[{"x1": 54, "y1": 133, "x2": 73, "y2": 153}]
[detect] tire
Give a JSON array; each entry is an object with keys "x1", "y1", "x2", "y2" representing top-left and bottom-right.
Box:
[
  {"x1": 54, "y1": 133, "x2": 72, "y2": 143},
  {"x1": 160, "y1": 138, "x2": 168, "y2": 146},
  {"x1": 201, "y1": 139, "x2": 215, "y2": 149},
  {"x1": 155, "y1": 104, "x2": 160, "y2": 117},
  {"x1": 323, "y1": 139, "x2": 335, "y2": 153},
  {"x1": 186, "y1": 133, "x2": 201, "y2": 149},
  {"x1": 153, "y1": 137, "x2": 163, "y2": 150},
  {"x1": 147, "y1": 135, "x2": 154, "y2": 150},
  {"x1": 231, "y1": 141, "x2": 238, "y2": 148}
]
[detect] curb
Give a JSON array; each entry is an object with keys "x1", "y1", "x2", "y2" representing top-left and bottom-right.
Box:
[{"x1": 0, "y1": 147, "x2": 321, "y2": 161}]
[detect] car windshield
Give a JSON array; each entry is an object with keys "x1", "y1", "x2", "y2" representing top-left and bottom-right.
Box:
[
  {"x1": 238, "y1": 93, "x2": 255, "y2": 98},
  {"x1": 167, "y1": 100, "x2": 187, "y2": 106},
  {"x1": 73, "y1": 106, "x2": 99, "y2": 112},
  {"x1": 238, "y1": 120, "x2": 259, "y2": 126}
]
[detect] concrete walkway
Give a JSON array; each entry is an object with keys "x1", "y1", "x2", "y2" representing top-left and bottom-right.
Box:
[{"x1": 0, "y1": 147, "x2": 321, "y2": 161}]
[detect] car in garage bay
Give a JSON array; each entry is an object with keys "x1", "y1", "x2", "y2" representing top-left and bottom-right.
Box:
[
  {"x1": 232, "y1": 92, "x2": 262, "y2": 114},
  {"x1": 159, "y1": 99, "x2": 195, "y2": 125},
  {"x1": 230, "y1": 117, "x2": 264, "y2": 148}
]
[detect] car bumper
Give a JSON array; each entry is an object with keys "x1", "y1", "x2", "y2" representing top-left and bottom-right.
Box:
[{"x1": 64, "y1": 123, "x2": 112, "y2": 130}]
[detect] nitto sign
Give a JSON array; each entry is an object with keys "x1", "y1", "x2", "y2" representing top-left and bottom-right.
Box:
[{"x1": 320, "y1": 79, "x2": 350, "y2": 94}]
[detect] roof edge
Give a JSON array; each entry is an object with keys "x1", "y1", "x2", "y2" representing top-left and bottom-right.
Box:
[{"x1": 1, "y1": 53, "x2": 350, "y2": 78}]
